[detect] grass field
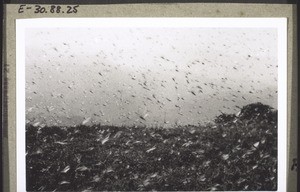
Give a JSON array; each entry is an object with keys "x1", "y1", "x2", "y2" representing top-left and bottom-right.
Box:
[{"x1": 26, "y1": 103, "x2": 277, "y2": 191}]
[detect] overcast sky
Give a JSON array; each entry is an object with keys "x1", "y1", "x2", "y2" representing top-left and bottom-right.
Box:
[{"x1": 25, "y1": 27, "x2": 277, "y2": 127}]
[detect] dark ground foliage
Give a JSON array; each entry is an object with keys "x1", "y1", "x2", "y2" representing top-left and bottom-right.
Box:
[{"x1": 26, "y1": 102, "x2": 277, "y2": 191}]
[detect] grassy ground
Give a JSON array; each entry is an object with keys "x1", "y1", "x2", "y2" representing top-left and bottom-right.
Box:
[{"x1": 26, "y1": 103, "x2": 277, "y2": 191}]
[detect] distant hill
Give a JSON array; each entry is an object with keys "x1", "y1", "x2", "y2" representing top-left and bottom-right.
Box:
[
  {"x1": 27, "y1": 102, "x2": 277, "y2": 128},
  {"x1": 214, "y1": 102, "x2": 277, "y2": 125}
]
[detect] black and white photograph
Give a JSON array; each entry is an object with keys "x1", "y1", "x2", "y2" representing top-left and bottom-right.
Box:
[{"x1": 16, "y1": 18, "x2": 287, "y2": 191}]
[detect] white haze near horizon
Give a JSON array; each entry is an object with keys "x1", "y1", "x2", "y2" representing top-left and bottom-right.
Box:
[{"x1": 25, "y1": 27, "x2": 278, "y2": 127}]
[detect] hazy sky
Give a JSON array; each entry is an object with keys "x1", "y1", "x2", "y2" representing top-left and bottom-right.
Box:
[{"x1": 25, "y1": 27, "x2": 278, "y2": 127}]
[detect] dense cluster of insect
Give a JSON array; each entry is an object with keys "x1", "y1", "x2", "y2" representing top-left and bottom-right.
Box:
[
  {"x1": 25, "y1": 27, "x2": 278, "y2": 191},
  {"x1": 26, "y1": 28, "x2": 277, "y2": 127}
]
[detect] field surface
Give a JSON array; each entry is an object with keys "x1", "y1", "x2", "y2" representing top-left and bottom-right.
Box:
[{"x1": 26, "y1": 103, "x2": 277, "y2": 191}]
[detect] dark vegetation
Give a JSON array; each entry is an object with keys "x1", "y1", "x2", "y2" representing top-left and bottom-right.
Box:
[{"x1": 26, "y1": 102, "x2": 277, "y2": 191}]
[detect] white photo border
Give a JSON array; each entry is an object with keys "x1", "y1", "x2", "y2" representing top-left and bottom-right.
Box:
[{"x1": 16, "y1": 18, "x2": 287, "y2": 192}]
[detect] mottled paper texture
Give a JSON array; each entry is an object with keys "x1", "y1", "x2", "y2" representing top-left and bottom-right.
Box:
[{"x1": 3, "y1": 3, "x2": 297, "y2": 192}]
